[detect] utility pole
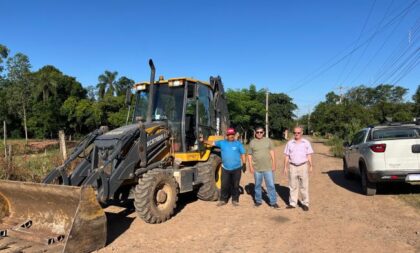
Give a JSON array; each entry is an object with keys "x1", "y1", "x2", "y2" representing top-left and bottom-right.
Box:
[
  {"x1": 336, "y1": 86, "x2": 347, "y2": 104},
  {"x1": 265, "y1": 88, "x2": 269, "y2": 138},
  {"x1": 307, "y1": 106, "x2": 311, "y2": 135},
  {"x1": 409, "y1": 30, "x2": 412, "y2": 45}
]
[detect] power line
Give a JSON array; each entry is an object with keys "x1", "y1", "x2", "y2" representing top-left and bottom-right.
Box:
[
  {"x1": 349, "y1": 16, "x2": 416, "y2": 86},
  {"x1": 391, "y1": 53, "x2": 419, "y2": 84},
  {"x1": 370, "y1": 20, "x2": 420, "y2": 85},
  {"x1": 336, "y1": 0, "x2": 377, "y2": 87},
  {"x1": 370, "y1": 30, "x2": 419, "y2": 86},
  {"x1": 386, "y1": 47, "x2": 419, "y2": 84},
  {"x1": 345, "y1": 0, "x2": 396, "y2": 85},
  {"x1": 286, "y1": 0, "x2": 418, "y2": 94}
]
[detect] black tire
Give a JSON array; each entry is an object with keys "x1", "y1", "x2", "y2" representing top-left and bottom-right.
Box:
[
  {"x1": 360, "y1": 164, "x2": 376, "y2": 196},
  {"x1": 134, "y1": 169, "x2": 179, "y2": 223},
  {"x1": 197, "y1": 154, "x2": 221, "y2": 201},
  {"x1": 343, "y1": 158, "x2": 352, "y2": 179}
]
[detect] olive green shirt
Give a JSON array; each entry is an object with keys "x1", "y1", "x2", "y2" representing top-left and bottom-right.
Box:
[{"x1": 248, "y1": 137, "x2": 274, "y2": 172}]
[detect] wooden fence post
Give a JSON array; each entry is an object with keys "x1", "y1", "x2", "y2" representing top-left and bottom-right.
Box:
[
  {"x1": 7, "y1": 144, "x2": 12, "y2": 179},
  {"x1": 59, "y1": 130, "x2": 67, "y2": 161}
]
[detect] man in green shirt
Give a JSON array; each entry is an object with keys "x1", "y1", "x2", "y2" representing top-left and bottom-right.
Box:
[{"x1": 248, "y1": 126, "x2": 279, "y2": 208}]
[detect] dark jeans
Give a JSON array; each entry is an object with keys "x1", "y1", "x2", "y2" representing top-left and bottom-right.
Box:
[{"x1": 220, "y1": 167, "x2": 242, "y2": 202}]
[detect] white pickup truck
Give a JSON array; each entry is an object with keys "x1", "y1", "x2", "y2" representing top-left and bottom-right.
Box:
[{"x1": 343, "y1": 123, "x2": 420, "y2": 195}]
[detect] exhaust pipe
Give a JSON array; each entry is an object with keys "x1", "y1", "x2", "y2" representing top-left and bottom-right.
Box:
[{"x1": 146, "y1": 59, "x2": 156, "y2": 123}]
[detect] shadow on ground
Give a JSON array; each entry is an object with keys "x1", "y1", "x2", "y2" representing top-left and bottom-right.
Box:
[
  {"x1": 106, "y1": 191, "x2": 200, "y2": 245},
  {"x1": 315, "y1": 152, "x2": 336, "y2": 158},
  {"x1": 105, "y1": 202, "x2": 136, "y2": 245},
  {"x1": 244, "y1": 183, "x2": 289, "y2": 206},
  {"x1": 326, "y1": 169, "x2": 420, "y2": 195},
  {"x1": 176, "y1": 191, "x2": 199, "y2": 215},
  {"x1": 275, "y1": 184, "x2": 289, "y2": 205}
]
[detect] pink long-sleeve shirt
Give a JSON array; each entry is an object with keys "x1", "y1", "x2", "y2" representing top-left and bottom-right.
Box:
[{"x1": 284, "y1": 138, "x2": 314, "y2": 164}]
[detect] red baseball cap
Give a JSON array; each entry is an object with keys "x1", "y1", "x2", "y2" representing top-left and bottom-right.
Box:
[{"x1": 226, "y1": 128, "x2": 236, "y2": 135}]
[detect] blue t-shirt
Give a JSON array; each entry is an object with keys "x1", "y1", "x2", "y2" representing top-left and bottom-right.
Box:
[{"x1": 215, "y1": 140, "x2": 246, "y2": 170}]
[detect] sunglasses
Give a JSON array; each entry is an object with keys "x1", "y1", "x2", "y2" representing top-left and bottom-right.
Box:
[
  {"x1": 256, "y1": 131, "x2": 264, "y2": 134},
  {"x1": 293, "y1": 132, "x2": 301, "y2": 134}
]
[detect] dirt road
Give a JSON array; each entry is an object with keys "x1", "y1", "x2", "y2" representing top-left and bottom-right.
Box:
[{"x1": 99, "y1": 139, "x2": 420, "y2": 253}]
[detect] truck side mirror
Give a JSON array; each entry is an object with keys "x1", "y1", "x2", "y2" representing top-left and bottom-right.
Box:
[
  {"x1": 125, "y1": 89, "x2": 132, "y2": 106},
  {"x1": 343, "y1": 141, "x2": 350, "y2": 147}
]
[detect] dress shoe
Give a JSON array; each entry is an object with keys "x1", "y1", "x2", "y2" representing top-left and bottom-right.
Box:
[
  {"x1": 302, "y1": 205, "x2": 309, "y2": 211},
  {"x1": 217, "y1": 201, "x2": 227, "y2": 207},
  {"x1": 270, "y1": 203, "x2": 280, "y2": 209}
]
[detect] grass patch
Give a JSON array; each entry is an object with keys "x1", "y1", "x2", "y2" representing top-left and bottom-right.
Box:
[
  {"x1": 0, "y1": 139, "x2": 74, "y2": 182},
  {"x1": 398, "y1": 193, "x2": 420, "y2": 211},
  {"x1": 1, "y1": 148, "x2": 63, "y2": 182},
  {"x1": 325, "y1": 136, "x2": 344, "y2": 158}
]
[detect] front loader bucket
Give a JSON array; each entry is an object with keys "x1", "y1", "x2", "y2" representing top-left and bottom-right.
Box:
[{"x1": 0, "y1": 180, "x2": 107, "y2": 253}]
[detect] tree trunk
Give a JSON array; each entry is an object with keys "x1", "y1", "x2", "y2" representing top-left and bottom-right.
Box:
[
  {"x1": 23, "y1": 104, "x2": 28, "y2": 145},
  {"x1": 3, "y1": 121, "x2": 7, "y2": 158}
]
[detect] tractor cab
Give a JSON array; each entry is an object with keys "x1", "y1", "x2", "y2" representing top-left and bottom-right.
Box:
[{"x1": 132, "y1": 77, "x2": 229, "y2": 155}]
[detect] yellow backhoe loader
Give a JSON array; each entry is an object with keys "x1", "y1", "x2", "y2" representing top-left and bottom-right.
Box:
[{"x1": 0, "y1": 59, "x2": 229, "y2": 252}]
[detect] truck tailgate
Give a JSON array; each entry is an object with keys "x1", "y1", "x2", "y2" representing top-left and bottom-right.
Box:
[{"x1": 383, "y1": 139, "x2": 420, "y2": 170}]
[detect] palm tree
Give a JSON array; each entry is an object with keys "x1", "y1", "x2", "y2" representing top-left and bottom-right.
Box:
[
  {"x1": 0, "y1": 44, "x2": 9, "y2": 73},
  {"x1": 97, "y1": 71, "x2": 118, "y2": 99},
  {"x1": 116, "y1": 76, "x2": 134, "y2": 96},
  {"x1": 34, "y1": 65, "x2": 59, "y2": 102}
]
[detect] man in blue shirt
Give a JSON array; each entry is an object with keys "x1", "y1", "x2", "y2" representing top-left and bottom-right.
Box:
[{"x1": 206, "y1": 128, "x2": 246, "y2": 206}]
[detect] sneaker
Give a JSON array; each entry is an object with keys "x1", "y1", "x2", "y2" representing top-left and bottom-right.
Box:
[
  {"x1": 270, "y1": 203, "x2": 280, "y2": 209},
  {"x1": 232, "y1": 201, "x2": 239, "y2": 206},
  {"x1": 286, "y1": 205, "x2": 296, "y2": 209},
  {"x1": 302, "y1": 205, "x2": 309, "y2": 211},
  {"x1": 254, "y1": 202, "x2": 262, "y2": 207},
  {"x1": 217, "y1": 201, "x2": 227, "y2": 207}
]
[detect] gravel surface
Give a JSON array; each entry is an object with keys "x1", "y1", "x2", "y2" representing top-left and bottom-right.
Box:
[{"x1": 98, "y1": 139, "x2": 420, "y2": 253}]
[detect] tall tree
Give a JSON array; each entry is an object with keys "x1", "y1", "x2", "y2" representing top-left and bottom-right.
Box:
[
  {"x1": 226, "y1": 84, "x2": 296, "y2": 141},
  {"x1": 6, "y1": 53, "x2": 33, "y2": 143},
  {"x1": 412, "y1": 85, "x2": 420, "y2": 117},
  {"x1": 33, "y1": 65, "x2": 60, "y2": 102},
  {"x1": 97, "y1": 70, "x2": 118, "y2": 99},
  {"x1": 268, "y1": 93, "x2": 297, "y2": 138},
  {"x1": 0, "y1": 44, "x2": 9, "y2": 76},
  {"x1": 116, "y1": 76, "x2": 134, "y2": 96}
]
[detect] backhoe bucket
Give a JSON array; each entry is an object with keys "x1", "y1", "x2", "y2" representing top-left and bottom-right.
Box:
[{"x1": 0, "y1": 180, "x2": 107, "y2": 253}]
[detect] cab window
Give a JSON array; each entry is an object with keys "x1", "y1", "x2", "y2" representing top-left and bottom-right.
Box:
[
  {"x1": 197, "y1": 84, "x2": 212, "y2": 138},
  {"x1": 351, "y1": 131, "x2": 366, "y2": 145}
]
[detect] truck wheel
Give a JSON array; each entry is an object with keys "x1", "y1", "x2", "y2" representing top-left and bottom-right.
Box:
[
  {"x1": 343, "y1": 158, "x2": 352, "y2": 179},
  {"x1": 197, "y1": 154, "x2": 221, "y2": 201},
  {"x1": 134, "y1": 170, "x2": 179, "y2": 223},
  {"x1": 360, "y1": 165, "x2": 376, "y2": 196}
]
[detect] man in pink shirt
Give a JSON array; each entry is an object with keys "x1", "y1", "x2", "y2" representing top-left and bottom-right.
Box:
[{"x1": 283, "y1": 126, "x2": 314, "y2": 211}]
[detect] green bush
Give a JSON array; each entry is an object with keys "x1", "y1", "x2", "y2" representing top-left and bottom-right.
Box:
[{"x1": 326, "y1": 136, "x2": 344, "y2": 158}]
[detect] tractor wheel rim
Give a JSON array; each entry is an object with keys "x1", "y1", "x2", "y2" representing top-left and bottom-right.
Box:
[
  {"x1": 155, "y1": 184, "x2": 172, "y2": 210},
  {"x1": 156, "y1": 189, "x2": 168, "y2": 203}
]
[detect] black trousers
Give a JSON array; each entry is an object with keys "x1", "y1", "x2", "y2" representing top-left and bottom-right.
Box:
[{"x1": 220, "y1": 167, "x2": 242, "y2": 202}]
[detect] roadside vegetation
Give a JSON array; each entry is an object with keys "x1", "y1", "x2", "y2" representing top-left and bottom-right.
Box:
[
  {"x1": 300, "y1": 85, "x2": 420, "y2": 157},
  {"x1": 0, "y1": 43, "x2": 297, "y2": 181}
]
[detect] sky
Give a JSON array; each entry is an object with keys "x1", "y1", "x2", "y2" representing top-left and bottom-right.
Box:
[{"x1": 1, "y1": 0, "x2": 419, "y2": 116}]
